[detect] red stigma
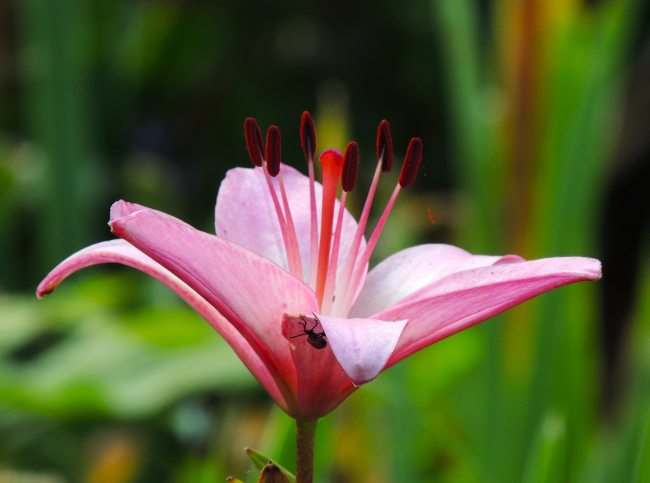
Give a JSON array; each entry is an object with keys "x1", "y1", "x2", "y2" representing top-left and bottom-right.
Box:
[
  {"x1": 266, "y1": 126, "x2": 282, "y2": 177},
  {"x1": 428, "y1": 208, "x2": 435, "y2": 225},
  {"x1": 341, "y1": 142, "x2": 359, "y2": 192},
  {"x1": 301, "y1": 111, "x2": 317, "y2": 161},
  {"x1": 377, "y1": 120, "x2": 393, "y2": 173},
  {"x1": 319, "y1": 148, "x2": 343, "y2": 175},
  {"x1": 399, "y1": 138, "x2": 422, "y2": 188},
  {"x1": 244, "y1": 118, "x2": 264, "y2": 167}
]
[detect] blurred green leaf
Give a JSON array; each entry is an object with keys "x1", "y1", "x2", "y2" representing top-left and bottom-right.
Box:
[
  {"x1": 522, "y1": 413, "x2": 567, "y2": 483},
  {"x1": 0, "y1": 276, "x2": 257, "y2": 419},
  {"x1": 631, "y1": 403, "x2": 650, "y2": 483}
]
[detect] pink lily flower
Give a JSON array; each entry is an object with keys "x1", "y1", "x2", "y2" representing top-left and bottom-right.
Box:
[{"x1": 37, "y1": 113, "x2": 601, "y2": 424}]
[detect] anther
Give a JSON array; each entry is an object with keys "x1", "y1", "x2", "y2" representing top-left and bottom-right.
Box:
[
  {"x1": 265, "y1": 126, "x2": 282, "y2": 177},
  {"x1": 341, "y1": 142, "x2": 359, "y2": 193},
  {"x1": 244, "y1": 118, "x2": 264, "y2": 167},
  {"x1": 398, "y1": 138, "x2": 422, "y2": 188},
  {"x1": 377, "y1": 120, "x2": 393, "y2": 173},
  {"x1": 301, "y1": 111, "x2": 317, "y2": 161}
]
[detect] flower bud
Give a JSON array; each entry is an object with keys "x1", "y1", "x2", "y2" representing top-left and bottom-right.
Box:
[{"x1": 257, "y1": 462, "x2": 290, "y2": 483}]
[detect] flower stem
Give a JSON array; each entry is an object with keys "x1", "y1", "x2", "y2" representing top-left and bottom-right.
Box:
[{"x1": 296, "y1": 418, "x2": 317, "y2": 483}]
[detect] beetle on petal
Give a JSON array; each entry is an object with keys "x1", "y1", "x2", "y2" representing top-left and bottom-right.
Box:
[{"x1": 37, "y1": 113, "x2": 602, "y2": 422}]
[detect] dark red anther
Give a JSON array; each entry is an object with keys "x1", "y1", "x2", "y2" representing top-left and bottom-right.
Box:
[
  {"x1": 399, "y1": 138, "x2": 422, "y2": 188},
  {"x1": 377, "y1": 120, "x2": 393, "y2": 173},
  {"x1": 341, "y1": 142, "x2": 359, "y2": 192},
  {"x1": 265, "y1": 126, "x2": 281, "y2": 177},
  {"x1": 301, "y1": 111, "x2": 317, "y2": 161},
  {"x1": 245, "y1": 118, "x2": 264, "y2": 167}
]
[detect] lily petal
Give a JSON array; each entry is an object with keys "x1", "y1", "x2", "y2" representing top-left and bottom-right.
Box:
[
  {"x1": 281, "y1": 314, "x2": 349, "y2": 420},
  {"x1": 110, "y1": 201, "x2": 194, "y2": 228},
  {"x1": 36, "y1": 239, "x2": 289, "y2": 412},
  {"x1": 215, "y1": 164, "x2": 367, "y2": 289},
  {"x1": 317, "y1": 315, "x2": 407, "y2": 386},
  {"x1": 109, "y1": 201, "x2": 321, "y2": 416},
  {"x1": 371, "y1": 256, "x2": 602, "y2": 366},
  {"x1": 350, "y1": 244, "x2": 523, "y2": 318}
]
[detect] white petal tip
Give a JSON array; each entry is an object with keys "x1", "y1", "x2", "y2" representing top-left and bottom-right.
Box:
[{"x1": 317, "y1": 315, "x2": 408, "y2": 388}]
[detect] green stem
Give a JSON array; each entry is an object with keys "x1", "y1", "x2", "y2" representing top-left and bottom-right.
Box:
[{"x1": 296, "y1": 418, "x2": 317, "y2": 483}]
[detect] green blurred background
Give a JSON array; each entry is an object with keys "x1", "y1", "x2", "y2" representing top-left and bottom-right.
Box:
[{"x1": 1, "y1": 0, "x2": 650, "y2": 481}]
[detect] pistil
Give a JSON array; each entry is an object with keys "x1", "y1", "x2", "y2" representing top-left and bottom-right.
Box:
[
  {"x1": 315, "y1": 149, "x2": 343, "y2": 307},
  {"x1": 321, "y1": 142, "x2": 359, "y2": 315}
]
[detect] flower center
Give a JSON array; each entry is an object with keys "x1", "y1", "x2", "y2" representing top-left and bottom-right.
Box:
[{"x1": 244, "y1": 114, "x2": 422, "y2": 317}]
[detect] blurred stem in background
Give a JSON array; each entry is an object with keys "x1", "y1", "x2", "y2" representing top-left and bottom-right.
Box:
[
  {"x1": 435, "y1": 0, "x2": 643, "y2": 481},
  {"x1": 18, "y1": 0, "x2": 100, "y2": 272}
]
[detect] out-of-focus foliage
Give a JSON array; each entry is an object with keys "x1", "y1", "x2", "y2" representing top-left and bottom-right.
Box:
[
  {"x1": 1, "y1": 0, "x2": 649, "y2": 482},
  {"x1": 0, "y1": 273, "x2": 256, "y2": 418}
]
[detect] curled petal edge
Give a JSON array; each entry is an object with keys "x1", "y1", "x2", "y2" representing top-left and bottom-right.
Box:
[{"x1": 36, "y1": 239, "x2": 290, "y2": 413}]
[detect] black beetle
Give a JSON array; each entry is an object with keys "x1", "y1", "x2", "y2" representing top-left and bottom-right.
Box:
[{"x1": 290, "y1": 316, "x2": 327, "y2": 350}]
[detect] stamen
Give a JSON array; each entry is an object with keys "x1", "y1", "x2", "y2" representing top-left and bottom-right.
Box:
[
  {"x1": 301, "y1": 112, "x2": 319, "y2": 290},
  {"x1": 278, "y1": 172, "x2": 304, "y2": 280},
  {"x1": 330, "y1": 162, "x2": 381, "y2": 316},
  {"x1": 244, "y1": 118, "x2": 264, "y2": 167},
  {"x1": 265, "y1": 126, "x2": 303, "y2": 280},
  {"x1": 301, "y1": 111, "x2": 317, "y2": 160},
  {"x1": 377, "y1": 120, "x2": 393, "y2": 173},
  {"x1": 321, "y1": 142, "x2": 358, "y2": 315},
  {"x1": 265, "y1": 126, "x2": 281, "y2": 177},
  {"x1": 315, "y1": 149, "x2": 343, "y2": 306},
  {"x1": 339, "y1": 184, "x2": 400, "y2": 316},
  {"x1": 332, "y1": 121, "x2": 390, "y2": 315},
  {"x1": 399, "y1": 138, "x2": 422, "y2": 188},
  {"x1": 341, "y1": 142, "x2": 359, "y2": 193},
  {"x1": 261, "y1": 168, "x2": 295, "y2": 276},
  {"x1": 241, "y1": 121, "x2": 287, "y2": 254},
  {"x1": 339, "y1": 139, "x2": 423, "y2": 316}
]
